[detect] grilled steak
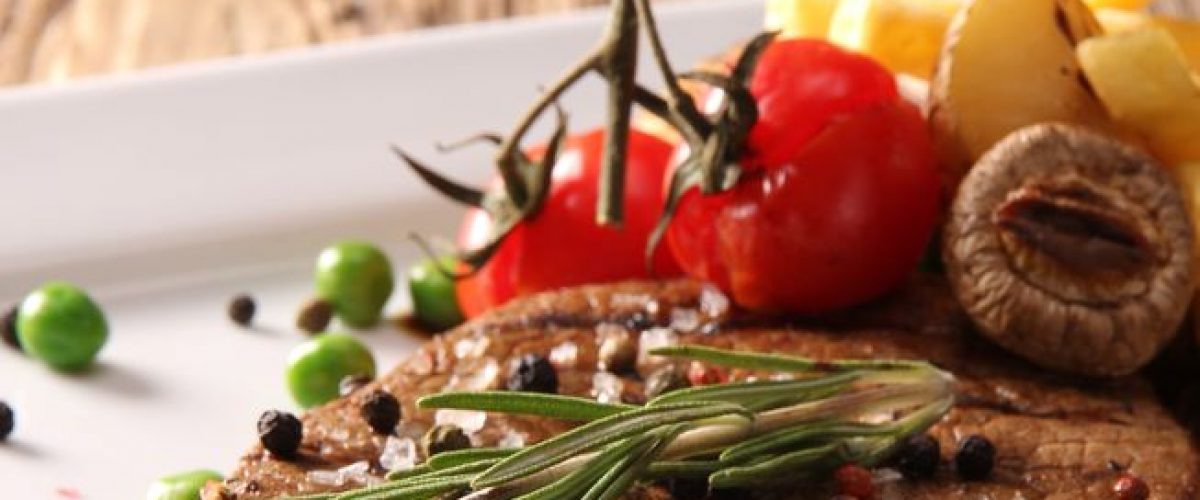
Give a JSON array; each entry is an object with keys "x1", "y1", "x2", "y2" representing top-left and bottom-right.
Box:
[{"x1": 207, "y1": 278, "x2": 1199, "y2": 499}]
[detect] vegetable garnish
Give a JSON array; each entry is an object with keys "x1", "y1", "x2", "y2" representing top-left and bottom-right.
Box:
[{"x1": 296, "y1": 346, "x2": 953, "y2": 499}]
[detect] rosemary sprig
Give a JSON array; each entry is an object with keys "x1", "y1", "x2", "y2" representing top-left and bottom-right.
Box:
[{"x1": 313, "y1": 346, "x2": 953, "y2": 500}]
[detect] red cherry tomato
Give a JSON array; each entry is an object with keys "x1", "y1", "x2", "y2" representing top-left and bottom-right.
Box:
[
  {"x1": 456, "y1": 128, "x2": 683, "y2": 318},
  {"x1": 667, "y1": 40, "x2": 941, "y2": 313}
]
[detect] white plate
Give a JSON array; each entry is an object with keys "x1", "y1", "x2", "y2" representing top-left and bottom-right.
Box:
[{"x1": 0, "y1": 2, "x2": 763, "y2": 497}]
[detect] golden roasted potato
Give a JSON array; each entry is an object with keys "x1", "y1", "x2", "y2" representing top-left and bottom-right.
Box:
[
  {"x1": 764, "y1": 0, "x2": 841, "y2": 38},
  {"x1": 1078, "y1": 28, "x2": 1200, "y2": 165},
  {"x1": 1095, "y1": 9, "x2": 1200, "y2": 70},
  {"x1": 1084, "y1": 0, "x2": 1150, "y2": 9},
  {"x1": 929, "y1": 0, "x2": 1110, "y2": 194},
  {"x1": 826, "y1": 0, "x2": 961, "y2": 78}
]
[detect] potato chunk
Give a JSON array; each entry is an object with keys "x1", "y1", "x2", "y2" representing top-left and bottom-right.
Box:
[
  {"x1": 1078, "y1": 28, "x2": 1200, "y2": 165},
  {"x1": 1095, "y1": 9, "x2": 1200, "y2": 70},
  {"x1": 929, "y1": 0, "x2": 1110, "y2": 194},
  {"x1": 826, "y1": 0, "x2": 961, "y2": 78},
  {"x1": 764, "y1": 0, "x2": 841, "y2": 38}
]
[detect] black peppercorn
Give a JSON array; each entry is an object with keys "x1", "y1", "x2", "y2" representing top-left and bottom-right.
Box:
[
  {"x1": 421, "y1": 424, "x2": 471, "y2": 458},
  {"x1": 894, "y1": 433, "x2": 940, "y2": 480},
  {"x1": 623, "y1": 312, "x2": 655, "y2": 331},
  {"x1": 507, "y1": 353, "x2": 558, "y2": 393},
  {"x1": 339, "y1": 374, "x2": 373, "y2": 397},
  {"x1": 360, "y1": 390, "x2": 401, "y2": 435},
  {"x1": 296, "y1": 298, "x2": 333, "y2": 334},
  {"x1": 0, "y1": 401, "x2": 13, "y2": 441},
  {"x1": 2, "y1": 305, "x2": 21, "y2": 352},
  {"x1": 644, "y1": 364, "x2": 690, "y2": 400},
  {"x1": 1113, "y1": 472, "x2": 1149, "y2": 500},
  {"x1": 257, "y1": 410, "x2": 302, "y2": 458},
  {"x1": 954, "y1": 434, "x2": 995, "y2": 481},
  {"x1": 228, "y1": 294, "x2": 256, "y2": 326}
]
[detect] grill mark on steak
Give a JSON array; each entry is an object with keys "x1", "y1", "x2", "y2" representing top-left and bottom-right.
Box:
[{"x1": 207, "y1": 278, "x2": 1199, "y2": 499}]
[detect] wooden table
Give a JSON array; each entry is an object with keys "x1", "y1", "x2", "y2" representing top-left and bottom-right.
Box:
[{"x1": 0, "y1": 0, "x2": 681, "y2": 87}]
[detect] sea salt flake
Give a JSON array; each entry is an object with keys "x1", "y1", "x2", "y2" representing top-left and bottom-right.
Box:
[
  {"x1": 498, "y1": 429, "x2": 526, "y2": 449},
  {"x1": 379, "y1": 436, "x2": 419, "y2": 472},
  {"x1": 639, "y1": 327, "x2": 679, "y2": 364},
  {"x1": 446, "y1": 357, "x2": 499, "y2": 391},
  {"x1": 338, "y1": 461, "x2": 374, "y2": 486},
  {"x1": 435, "y1": 408, "x2": 488, "y2": 435},
  {"x1": 454, "y1": 336, "x2": 490, "y2": 359},
  {"x1": 699, "y1": 285, "x2": 731, "y2": 317},
  {"x1": 592, "y1": 372, "x2": 625, "y2": 404},
  {"x1": 306, "y1": 469, "x2": 342, "y2": 487},
  {"x1": 549, "y1": 342, "x2": 579, "y2": 367},
  {"x1": 670, "y1": 308, "x2": 701, "y2": 333}
]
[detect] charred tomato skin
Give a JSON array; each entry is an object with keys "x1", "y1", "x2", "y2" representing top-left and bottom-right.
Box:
[{"x1": 455, "y1": 128, "x2": 683, "y2": 319}]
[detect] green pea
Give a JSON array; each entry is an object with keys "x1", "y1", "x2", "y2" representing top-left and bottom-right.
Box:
[
  {"x1": 145, "y1": 469, "x2": 223, "y2": 500},
  {"x1": 408, "y1": 256, "x2": 465, "y2": 331},
  {"x1": 17, "y1": 282, "x2": 108, "y2": 371},
  {"x1": 286, "y1": 332, "x2": 376, "y2": 408},
  {"x1": 315, "y1": 241, "x2": 394, "y2": 328}
]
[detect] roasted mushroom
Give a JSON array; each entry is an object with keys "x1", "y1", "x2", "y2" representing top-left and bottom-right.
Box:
[{"x1": 943, "y1": 124, "x2": 1194, "y2": 377}]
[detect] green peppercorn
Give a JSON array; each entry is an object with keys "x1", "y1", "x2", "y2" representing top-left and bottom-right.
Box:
[
  {"x1": 145, "y1": 469, "x2": 224, "y2": 500},
  {"x1": 286, "y1": 333, "x2": 376, "y2": 408},
  {"x1": 315, "y1": 241, "x2": 394, "y2": 328},
  {"x1": 296, "y1": 298, "x2": 333, "y2": 334},
  {"x1": 17, "y1": 282, "x2": 108, "y2": 371},
  {"x1": 407, "y1": 256, "x2": 465, "y2": 332},
  {"x1": 421, "y1": 424, "x2": 471, "y2": 458}
]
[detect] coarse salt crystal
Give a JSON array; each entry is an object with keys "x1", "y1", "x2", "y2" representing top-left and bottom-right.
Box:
[
  {"x1": 639, "y1": 327, "x2": 679, "y2": 364},
  {"x1": 592, "y1": 372, "x2": 625, "y2": 404},
  {"x1": 498, "y1": 429, "x2": 526, "y2": 449},
  {"x1": 549, "y1": 342, "x2": 579, "y2": 367},
  {"x1": 670, "y1": 308, "x2": 701, "y2": 333},
  {"x1": 454, "y1": 336, "x2": 490, "y2": 359},
  {"x1": 699, "y1": 285, "x2": 730, "y2": 317},
  {"x1": 379, "y1": 436, "x2": 419, "y2": 472},
  {"x1": 446, "y1": 357, "x2": 499, "y2": 391},
  {"x1": 338, "y1": 461, "x2": 375, "y2": 486},
  {"x1": 435, "y1": 408, "x2": 488, "y2": 435},
  {"x1": 306, "y1": 469, "x2": 342, "y2": 487}
]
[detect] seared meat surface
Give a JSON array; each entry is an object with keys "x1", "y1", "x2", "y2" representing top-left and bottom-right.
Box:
[{"x1": 208, "y1": 278, "x2": 1198, "y2": 499}]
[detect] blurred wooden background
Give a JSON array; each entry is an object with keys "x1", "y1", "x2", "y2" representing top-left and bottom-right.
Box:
[
  {"x1": 0, "y1": 0, "x2": 681, "y2": 87},
  {"x1": 0, "y1": 0, "x2": 1195, "y2": 87}
]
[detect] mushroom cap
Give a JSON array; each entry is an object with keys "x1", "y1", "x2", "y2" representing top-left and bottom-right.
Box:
[{"x1": 943, "y1": 123, "x2": 1194, "y2": 377}]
